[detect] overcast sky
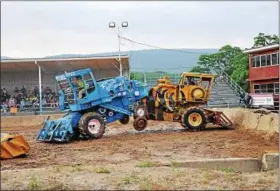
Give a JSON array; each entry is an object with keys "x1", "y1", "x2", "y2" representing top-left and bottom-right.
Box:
[{"x1": 1, "y1": 1, "x2": 279, "y2": 58}]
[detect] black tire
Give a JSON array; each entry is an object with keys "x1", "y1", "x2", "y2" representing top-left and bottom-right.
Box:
[
  {"x1": 133, "y1": 105, "x2": 147, "y2": 119},
  {"x1": 119, "y1": 115, "x2": 130, "y2": 125},
  {"x1": 78, "y1": 112, "x2": 105, "y2": 139},
  {"x1": 183, "y1": 108, "x2": 206, "y2": 131},
  {"x1": 133, "y1": 117, "x2": 148, "y2": 131}
]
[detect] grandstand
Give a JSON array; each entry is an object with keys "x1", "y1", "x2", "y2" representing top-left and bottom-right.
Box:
[{"x1": 0, "y1": 55, "x2": 130, "y2": 114}]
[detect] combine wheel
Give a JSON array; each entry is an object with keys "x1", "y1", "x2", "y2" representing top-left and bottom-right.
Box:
[
  {"x1": 78, "y1": 112, "x2": 105, "y2": 139},
  {"x1": 133, "y1": 117, "x2": 148, "y2": 131},
  {"x1": 119, "y1": 115, "x2": 130, "y2": 125},
  {"x1": 183, "y1": 108, "x2": 206, "y2": 131},
  {"x1": 133, "y1": 105, "x2": 147, "y2": 119}
]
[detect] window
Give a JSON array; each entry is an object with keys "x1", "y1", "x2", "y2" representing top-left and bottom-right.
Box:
[
  {"x1": 261, "y1": 55, "x2": 266, "y2": 66},
  {"x1": 254, "y1": 84, "x2": 260, "y2": 93},
  {"x1": 266, "y1": 54, "x2": 271, "y2": 66},
  {"x1": 83, "y1": 73, "x2": 95, "y2": 94},
  {"x1": 275, "y1": 82, "x2": 279, "y2": 95},
  {"x1": 272, "y1": 53, "x2": 278, "y2": 65},
  {"x1": 260, "y1": 84, "x2": 267, "y2": 93},
  {"x1": 254, "y1": 83, "x2": 276, "y2": 93},
  {"x1": 251, "y1": 57, "x2": 256, "y2": 67},
  {"x1": 267, "y1": 84, "x2": 274, "y2": 93},
  {"x1": 255, "y1": 56, "x2": 260, "y2": 67}
]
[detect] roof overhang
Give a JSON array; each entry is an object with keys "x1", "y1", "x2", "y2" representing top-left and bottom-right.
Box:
[
  {"x1": 243, "y1": 44, "x2": 279, "y2": 54},
  {"x1": 0, "y1": 56, "x2": 130, "y2": 73}
]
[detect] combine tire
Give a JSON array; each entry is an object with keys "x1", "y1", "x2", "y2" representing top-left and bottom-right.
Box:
[
  {"x1": 133, "y1": 105, "x2": 147, "y2": 119},
  {"x1": 183, "y1": 108, "x2": 206, "y2": 131},
  {"x1": 78, "y1": 112, "x2": 105, "y2": 139},
  {"x1": 119, "y1": 115, "x2": 130, "y2": 125},
  {"x1": 133, "y1": 117, "x2": 148, "y2": 131}
]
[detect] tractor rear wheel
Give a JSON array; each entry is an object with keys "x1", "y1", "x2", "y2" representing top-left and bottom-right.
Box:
[
  {"x1": 133, "y1": 117, "x2": 148, "y2": 131},
  {"x1": 183, "y1": 108, "x2": 206, "y2": 131},
  {"x1": 78, "y1": 112, "x2": 105, "y2": 139},
  {"x1": 119, "y1": 115, "x2": 130, "y2": 125}
]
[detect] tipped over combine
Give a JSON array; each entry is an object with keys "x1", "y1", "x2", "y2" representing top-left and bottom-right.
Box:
[
  {"x1": 37, "y1": 68, "x2": 149, "y2": 143},
  {"x1": 136, "y1": 72, "x2": 233, "y2": 131}
]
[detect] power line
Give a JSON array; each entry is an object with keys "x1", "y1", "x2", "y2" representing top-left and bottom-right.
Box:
[{"x1": 120, "y1": 36, "x2": 209, "y2": 55}]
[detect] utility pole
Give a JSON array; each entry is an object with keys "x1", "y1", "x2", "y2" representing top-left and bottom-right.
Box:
[{"x1": 109, "y1": 21, "x2": 128, "y2": 76}]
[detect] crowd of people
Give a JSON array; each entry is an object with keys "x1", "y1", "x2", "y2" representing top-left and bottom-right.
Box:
[{"x1": 0, "y1": 86, "x2": 59, "y2": 112}]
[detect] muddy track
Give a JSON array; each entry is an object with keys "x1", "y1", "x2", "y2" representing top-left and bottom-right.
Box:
[{"x1": 1, "y1": 121, "x2": 278, "y2": 171}]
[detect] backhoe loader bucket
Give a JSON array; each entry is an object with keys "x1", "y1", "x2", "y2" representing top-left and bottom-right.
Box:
[{"x1": 1, "y1": 133, "x2": 30, "y2": 159}]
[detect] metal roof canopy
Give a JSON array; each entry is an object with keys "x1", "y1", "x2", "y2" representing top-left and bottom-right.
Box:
[
  {"x1": 0, "y1": 55, "x2": 129, "y2": 73},
  {"x1": 243, "y1": 44, "x2": 279, "y2": 54}
]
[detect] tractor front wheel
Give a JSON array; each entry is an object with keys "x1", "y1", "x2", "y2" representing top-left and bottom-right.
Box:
[
  {"x1": 133, "y1": 117, "x2": 148, "y2": 131},
  {"x1": 134, "y1": 105, "x2": 147, "y2": 119},
  {"x1": 119, "y1": 115, "x2": 130, "y2": 125},
  {"x1": 78, "y1": 112, "x2": 105, "y2": 139},
  {"x1": 183, "y1": 108, "x2": 206, "y2": 131}
]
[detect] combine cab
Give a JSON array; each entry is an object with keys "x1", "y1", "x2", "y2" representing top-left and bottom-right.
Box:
[
  {"x1": 37, "y1": 68, "x2": 149, "y2": 143},
  {"x1": 139, "y1": 72, "x2": 232, "y2": 131}
]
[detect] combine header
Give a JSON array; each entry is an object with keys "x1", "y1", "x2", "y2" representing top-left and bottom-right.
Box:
[
  {"x1": 37, "y1": 68, "x2": 149, "y2": 143},
  {"x1": 138, "y1": 72, "x2": 233, "y2": 131}
]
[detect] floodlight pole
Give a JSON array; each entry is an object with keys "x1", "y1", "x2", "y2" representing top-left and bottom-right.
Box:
[
  {"x1": 117, "y1": 26, "x2": 122, "y2": 76},
  {"x1": 109, "y1": 21, "x2": 128, "y2": 76}
]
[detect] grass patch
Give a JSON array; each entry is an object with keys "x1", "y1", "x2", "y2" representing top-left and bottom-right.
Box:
[
  {"x1": 220, "y1": 167, "x2": 235, "y2": 173},
  {"x1": 171, "y1": 160, "x2": 180, "y2": 168},
  {"x1": 71, "y1": 166, "x2": 83, "y2": 172},
  {"x1": 122, "y1": 176, "x2": 133, "y2": 185},
  {"x1": 28, "y1": 176, "x2": 41, "y2": 190},
  {"x1": 139, "y1": 178, "x2": 153, "y2": 190},
  {"x1": 54, "y1": 166, "x2": 62, "y2": 173},
  {"x1": 136, "y1": 161, "x2": 155, "y2": 168},
  {"x1": 94, "y1": 167, "x2": 111, "y2": 174},
  {"x1": 116, "y1": 174, "x2": 140, "y2": 188}
]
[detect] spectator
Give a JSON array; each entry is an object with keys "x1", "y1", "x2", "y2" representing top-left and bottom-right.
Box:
[
  {"x1": 33, "y1": 86, "x2": 39, "y2": 97},
  {"x1": 8, "y1": 95, "x2": 16, "y2": 108},
  {"x1": 42, "y1": 97, "x2": 47, "y2": 106},
  {"x1": 20, "y1": 98, "x2": 25, "y2": 110},
  {"x1": 239, "y1": 92, "x2": 246, "y2": 106},
  {"x1": 245, "y1": 94, "x2": 253, "y2": 108},
  {"x1": 1, "y1": 100, "x2": 8, "y2": 113},
  {"x1": 3, "y1": 88, "x2": 7, "y2": 94},
  {"x1": 21, "y1": 86, "x2": 27, "y2": 96},
  {"x1": 14, "y1": 86, "x2": 19, "y2": 93},
  {"x1": 44, "y1": 86, "x2": 52, "y2": 95}
]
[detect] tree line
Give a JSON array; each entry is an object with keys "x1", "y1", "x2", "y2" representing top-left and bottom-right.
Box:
[{"x1": 189, "y1": 33, "x2": 279, "y2": 92}]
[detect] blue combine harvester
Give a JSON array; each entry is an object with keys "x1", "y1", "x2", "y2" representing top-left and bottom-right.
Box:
[{"x1": 37, "y1": 68, "x2": 149, "y2": 143}]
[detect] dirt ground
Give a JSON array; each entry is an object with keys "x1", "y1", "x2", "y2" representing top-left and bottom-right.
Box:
[{"x1": 1, "y1": 120, "x2": 279, "y2": 190}]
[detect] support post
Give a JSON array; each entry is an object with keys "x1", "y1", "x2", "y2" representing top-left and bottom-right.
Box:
[{"x1": 36, "y1": 61, "x2": 43, "y2": 115}]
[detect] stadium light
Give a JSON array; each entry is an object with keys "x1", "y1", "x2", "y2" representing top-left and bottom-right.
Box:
[
  {"x1": 109, "y1": 22, "x2": 116, "y2": 28},
  {"x1": 121, "y1": 21, "x2": 128, "y2": 28},
  {"x1": 109, "y1": 21, "x2": 129, "y2": 76}
]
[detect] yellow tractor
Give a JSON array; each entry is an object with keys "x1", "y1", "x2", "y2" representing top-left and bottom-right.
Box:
[{"x1": 135, "y1": 72, "x2": 232, "y2": 131}]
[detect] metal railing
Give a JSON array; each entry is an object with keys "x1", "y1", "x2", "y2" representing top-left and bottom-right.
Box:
[{"x1": 221, "y1": 71, "x2": 247, "y2": 96}]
